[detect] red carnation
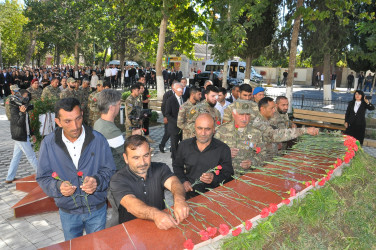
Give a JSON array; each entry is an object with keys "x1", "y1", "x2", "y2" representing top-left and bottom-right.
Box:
[
  {"x1": 282, "y1": 199, "x2": 290, "y2": 205},
  {"x1": 289, "y1": 188, "x2": 296, "y2": 197},
  {"x1": 77, "y1": 171, "x2": 83, "y2": 177},
  {"x1": 256, "y1": 147, "x2": 261, "y2": 154},
  {"x1": 217, "y1": 165, "x2": 222, "y2": 170},
  {"x1": 147, "y1": 94, "x2": 151, "y2": 98},
  {"x1": 269, "y1": 203, "x2": 278, "y2": 213},
  {"x1": 311, "y1": 180, "x2": 316, "y2": 187},
  {"x1": 235, "y1": 124, "x2": 239, "y2": 129},
  {"x1": 232, "y1": 227, "x2": 242, "y2": 236},
  {"x1": 142, "y1": 128, "x2": 147, "y2": 132},
  {"x1": 217, "y1": 121, "x2": 221, "y2": 125},
  {"x1": 219, "y1": 224, "x2": 230, "y2": 235},
  {"x1": 305, "y1": 181, "x2": 310, "y2": 188},
  {"x1": 52, "y1": 172, "x2": 58, "y2": 178},
  {"x1": 93, "y1": 98, "x2": 97, "y2": 102},
  {"x1": 199, "y1": 230, "x2": 209, "y2": 241},
  {"x1": 183, "y1": 239, "x2": 194, "y2": 250},
  {"x1": 260, "y1": 207, "x2": 269, "y2": 218},
  {"x1": 206, "y1": 227, "x2": 217, "y2": 237},
  {"x1": 245, "y1": 220, "x2": 253, "y2": 230},
  {"x1": 318, "y1": 179, "x2": 326, "y2": 186}
]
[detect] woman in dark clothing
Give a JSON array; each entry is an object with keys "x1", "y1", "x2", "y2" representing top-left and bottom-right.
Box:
[
  {"x1": 345, "y1": 90, "x2": 375, "y2": 145},
  {"x1": 22, "y1": 71, "x2": 33, "y2": 89},
  {"x1": 13, "y1": 71, "x2": 22, "y2": 87}
]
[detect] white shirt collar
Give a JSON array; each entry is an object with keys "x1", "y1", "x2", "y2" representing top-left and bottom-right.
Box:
[{"x1": 62, "y1": 126, "x2": 85, "y2": 169}]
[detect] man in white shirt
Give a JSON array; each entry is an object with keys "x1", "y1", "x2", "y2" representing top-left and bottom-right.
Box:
[
  {"x1": 111, "y1": 66, "x2": 118, "y2": 89},
  {"x1": 215, "y1": 87, "x2": 230, "y2": 122},
  {"x1": 105, "y1": 65, "x2": 112, "y2": 86}
]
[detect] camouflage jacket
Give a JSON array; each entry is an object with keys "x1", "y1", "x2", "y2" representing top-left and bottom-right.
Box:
[
  {"x1": 27, "y1": 87, "x2": 43, "y2": 101},
  {"x1": 214, "y1": 121, "x2": 256, "y2": 174},
  {"x1": 41, "y1": 85, "x2": 61, "y2": 101},
  {"x1": 247, "y1": 114, "x2": 307, "y2": 166},
  {"x1": 124, "y1": 94, "x2": 142, "y2": 125},
  {"x1": 79, "y1": 87, "x2": 91, "y2": 108},
  {"x1": 60, "y1": 88, "x2": 80, "y2": 101},
  {"x1": 177, "y1": 100, "x2": 195, "y2": 140},
  {"x1": 222, "y1": 100, "x2": 258, "y2": 124},
  {"x1": 186, "y1": 101, "x2": 221, "y2": 139},
  {"x1": 4, "y1": 97, "x2": 11, "y2": 120},
  {"x1": 269, "y1": 111, "x2": 290, "y2": 129}
]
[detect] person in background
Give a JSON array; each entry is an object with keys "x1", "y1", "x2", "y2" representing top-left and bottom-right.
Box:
[
  {"x1": 345, "y1": 90, "x2": 375, "y2": 145},
  {"x1": 214, "y1": 87, "x2": 230, "y2": 122}
]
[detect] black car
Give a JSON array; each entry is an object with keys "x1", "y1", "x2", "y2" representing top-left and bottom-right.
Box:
[{"x1": 193, "y1": 71, "x2": 238, "y2": 89}]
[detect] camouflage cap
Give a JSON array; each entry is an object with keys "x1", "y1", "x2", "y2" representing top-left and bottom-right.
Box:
[
  {"x1": 10, "y1": 85, "x2": 20, "y2": 92},
  {"x1": 233, "y1": 100, "x2": 253, "y2": 114},
  {"x1": 67, "y1": 77, "x2": 76, "y2": 83}
]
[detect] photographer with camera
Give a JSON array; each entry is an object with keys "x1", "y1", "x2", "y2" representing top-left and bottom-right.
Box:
[
  {"x1": 5, "y1": 88, "x2": 38, "y2": 184},
  {"x1": 125, "y1": 83, "x2": 143, "y2": 137}
]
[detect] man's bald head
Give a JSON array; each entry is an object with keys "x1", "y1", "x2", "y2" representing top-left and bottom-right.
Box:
[{"x1": 195, "y1": 113, "x2": 215, "y2": 144}]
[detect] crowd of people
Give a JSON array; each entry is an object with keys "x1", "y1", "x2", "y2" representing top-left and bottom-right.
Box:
[{"x1": 10, "y1": 65, "x2": 375, "y2": 243}]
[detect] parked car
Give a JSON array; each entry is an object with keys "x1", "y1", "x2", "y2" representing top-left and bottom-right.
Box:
[{"x1": 193, "y1": 71, "x2": 239, "y2": 89}]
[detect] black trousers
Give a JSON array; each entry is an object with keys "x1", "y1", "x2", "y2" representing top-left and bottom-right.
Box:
[
  {"x1": 160, "y1": 123, "x2": 170, "y2": 147},
  {"x1": 143, "y1": 118, "x2": 150, "y2": 136},
  {"x1": 170, "y1": 131, "x2": 181, "y2": 161}
]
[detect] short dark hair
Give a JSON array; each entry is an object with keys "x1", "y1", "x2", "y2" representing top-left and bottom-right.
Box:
[
  {"x1": 205, "y1": 85, "x2": 219, "y2": 95},
  {"x1": 51, "y1": 77, "x2": 59, "y2": 83},
  {"x1": 258, "y1": 97, "x2": 274, "y2": 110},
  {"x1": 103, "y1": 82, "x2": 111, "y2": 88},
  {"x1": 276, "y1": 96, "x2": 288, "y2": 104},
  {"x1": 218, "y1": 87, "x2": 227, "y2": 95},
  {"x1": 189, "y1": 87, "x2": 200, "y2": 96},
  {"x1": 231, "y1": 86, "x2": 240, "y2": 91},
  {"x1": 124, "y1": 135, "x2": 150, "y2": 154},
  {"x1": 130, "y1": 83, "x2": 141, "y2": 92},
  {"x1": 55, "y1": 98, "x2": 81, "y2": 118},
  {"x1": 239, "y1": 84, "x2": 252, "y2": 93}
]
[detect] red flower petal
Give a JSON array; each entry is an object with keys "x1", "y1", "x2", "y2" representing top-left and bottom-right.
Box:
[
  {"x1": 312, "y1": 180, "x2": 316, "y2": 187},
  {"x1": 77, "y1": 171, "x2": 83, "y2": 177},
  {"x1": 219, "y1": 224, "x2": 230, "y2": 235},
  {"x1": 206, "y1": 227, "x2": 217, "y2": 237},
  {"x1": 199, "y1": 230, "x2": 209, "y2": 241},
  {"x1": 305, "y1": 181, "x2": 310, "y2": 188},
  {"x1": 217, "y1": 165, "x2": 222, "y2": 170},
  {"x1": 245, "y1": 220, "x2": 253, "y2": 230},
  {"x1": 318, "y1": 179, "x2": 326, "y2": 186},
  {"x1": 260, "y1": 207, "x2": 269, "y2": 218},
  {"x1": 235, "y1": 124, "x2": 239, "y2": 128},
  {"x1": 282, "y1": 199, "x2": 290, "y2": 205},
  {"x1": 256, "y1": 147, "x2": 261, "y2": 154},
  {"x1": 289, "y1": 188, "x2": 296, "y2": 197},
  {"x1": 232, "y1": 227, "x2": 242, "y2": 236},
  {"x1": 215, "y1": 170, "x2": 220, "y2": 175},
  {"x1": 269, "y1": 203, "x2": 278, "y2": 213},
  {"x1": 183, "y1": 239, "x2": 194, "y2": 250},
  {"x1": 147, "y1": 95, "x2": 151, "y2": 98},
  {"x1": 51, "y1": 172, "x2": 58, "y2": 178},
  {"x1": 216, "y1": 121, "x2": 221, "y2": 125}
]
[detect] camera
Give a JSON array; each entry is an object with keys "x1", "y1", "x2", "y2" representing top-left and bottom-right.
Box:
[
  {"x1": 128, "y1": 106, "x2": 152, "y2": 130},
  {"x1": 9, "y1": 93, "x2": 34, "y2": 112}
]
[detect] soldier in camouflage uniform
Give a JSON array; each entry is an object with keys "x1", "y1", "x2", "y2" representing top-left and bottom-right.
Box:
[
  {"x1": 5, "y1": 85, "x2": 21, "y2": 120},
  {"x1": 186, "y1": 85, "x2": 221, "y2": 139},
  {"x1": 215, "y1": 100, "x2": 256, "y2": 175},
  {"x1": 223, "y1": 84, "x2": 258, "y2": 124},
  {"x1": 60, "y1": 77, "x2": 80, "y2": 100},
  {"x1": 79, "y1": 78, "x2": 91, "y2": 125},
  {"x1": 124, "y1": 83, "x2": 142, "y2": 137},
  {"x1": 269, "y1": 96, "x2": 297, "y2": 153},
  {"x1": 177, "y1": 87, "x2": 201, "y2": 140},
  {"x1": 247, "y1": 97, "x2": 319, "y2": 166},
  {"x1": 88, "y1": 81, "x2": 104, "y2": 127},
  {"x1": 41, "y1": 78, "x2": 61, "y2": 102},
  {"x1": 27, "y1": 79, "x2": 43, "y2": 101}
]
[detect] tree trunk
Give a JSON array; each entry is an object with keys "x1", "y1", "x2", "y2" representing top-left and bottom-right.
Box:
[
  {"x1": 286, "y1": 0, "x2": 304, "y2": 113},
  {"x1": 119, "y1": 39, "x2": 126, "y2": 88},
  {"x1": 222, "y1": 60, "x2": 229, "y2": 89},
  {"x1": 244, "y1": 55, "x2": 252, "y2": 85},
  {"x1": 0, "y1": 33, "x2": 3, "y2": 68},
  {"x1": 102, "y1": 47, "x2": 108, "y2": 67},
  {"x1": 56, "y1": 46, "x2": 60, "y2": 66},
  {"x1": 370, "y1": 73, "x2": 376, "y2": 99},
  {"x1": 74, "y1": 29, "x2": 79, "y2": 73},
  {"x1": 323, "y1": 52, "x2": 332, "y2": 103},
  {"x1": 25, "y1": 35, "x2": 36, "y2": 66},
  {"x1": 156, "y1": 3, "x2": 168, "y2": 101}
]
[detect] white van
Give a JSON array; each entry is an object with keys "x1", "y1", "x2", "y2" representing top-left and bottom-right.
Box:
[{"x1": 204, "y1": 59, "x2": 263, "y2": 82}]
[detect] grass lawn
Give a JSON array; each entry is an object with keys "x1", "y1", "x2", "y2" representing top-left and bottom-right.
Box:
[{"x1": 221, "y1": 150, "x2": 376, "y2": 249}]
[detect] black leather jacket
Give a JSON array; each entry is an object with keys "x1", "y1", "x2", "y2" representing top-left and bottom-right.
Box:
[{"x1": 10, "y1": 101, "x2": 33, "y2": 141}]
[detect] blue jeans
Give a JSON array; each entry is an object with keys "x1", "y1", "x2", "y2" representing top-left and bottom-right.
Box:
[
  {"x1": 59, "y1": 204, "x2": 107, "y2": 241},
  {"x1": 331, "y1": 80, "x2": 336, "y2": 90},
  {"x1": 364, "y1": 83, "x2": 372, "y2": 92},
  {"x1": 6, "y1": 137, "x2": 38, "y2": 181}
]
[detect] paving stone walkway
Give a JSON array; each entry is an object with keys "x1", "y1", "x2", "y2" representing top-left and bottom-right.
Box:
[{"x1": 0, "y1": 98, "x2": 374, "y2": 249}]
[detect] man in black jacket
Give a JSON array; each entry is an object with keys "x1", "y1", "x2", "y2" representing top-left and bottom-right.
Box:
[
  {"x1": 166, "y1": 82, "x2": 184, "y2": 161},
  {"x1": 159, "y1": 83, "x2": 175, "y2": 153},
  {"x1": 0, "y1": 68, "x2": 12, "y2": 98},
  {"x1": 5, "y1": 89, "x2": 38, "y2": 183}
]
